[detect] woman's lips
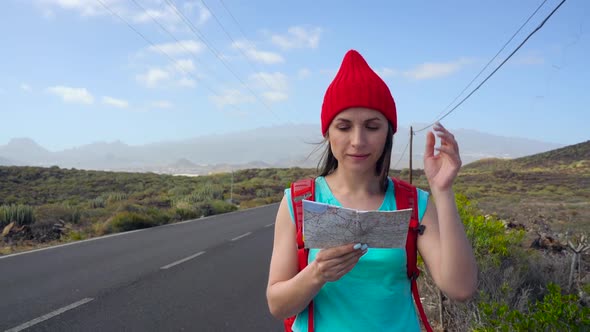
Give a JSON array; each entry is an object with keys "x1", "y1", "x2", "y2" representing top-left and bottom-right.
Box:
[{"x1": 348, "y1": 154, "x2": 370, "y2": 160}]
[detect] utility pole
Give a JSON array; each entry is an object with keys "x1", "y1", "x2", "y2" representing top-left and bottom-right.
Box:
[{"x1": 230, "y1": 169, "x2": 234, "y2": 204}]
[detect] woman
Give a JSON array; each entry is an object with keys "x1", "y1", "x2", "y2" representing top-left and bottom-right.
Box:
[{"x1": 266, "y1": 49, "x2": 478, "y2": 331}]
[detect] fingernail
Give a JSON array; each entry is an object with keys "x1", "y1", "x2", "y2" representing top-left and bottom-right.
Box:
[
  {"x1": 361, "y1": 244, "x2": 368, "y2": 250},
  {"x1": 353, "y1": 243, "x2": 362, "y2": 250}
]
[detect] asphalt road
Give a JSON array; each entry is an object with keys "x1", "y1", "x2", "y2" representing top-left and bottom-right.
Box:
[{"x1": 0, "y1": 204, "x2": 284, "y2": 332}]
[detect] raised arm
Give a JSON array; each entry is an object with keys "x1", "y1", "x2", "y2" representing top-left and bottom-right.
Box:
[{"x1": 417, "y1": 122, "x2": 478, "y2": 301}]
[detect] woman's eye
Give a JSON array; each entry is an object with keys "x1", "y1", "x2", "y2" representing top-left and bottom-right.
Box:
[
  {"x1": 366, "y1": 126, "x2": 380, "y2": 131},
  {"x1": 337, "y1": 126, "x2": 350, "y2": 131}
]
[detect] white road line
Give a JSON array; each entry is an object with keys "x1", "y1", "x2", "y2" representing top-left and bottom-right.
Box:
[
  {"x1": 5, "y1": 298, "x2": 94, "y2": 332},
  {"x1": 230, "y1": 232, "x2": 252, "y2": 242},
  {"x1": 160, "y1": 251, "x2": 206, "y2": 270},
  {"x1": 265, "y1": 223, "x2": 275, "y2": 228}
]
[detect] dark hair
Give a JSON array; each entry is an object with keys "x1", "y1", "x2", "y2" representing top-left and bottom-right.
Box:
[{"x1": 315, "y1": 123, "x2": 394, "y2": 192}]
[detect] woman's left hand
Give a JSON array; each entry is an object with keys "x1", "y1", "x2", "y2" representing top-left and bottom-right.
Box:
[{"x1": 423, "y1": 122, "x2": 462, "y2": 192}]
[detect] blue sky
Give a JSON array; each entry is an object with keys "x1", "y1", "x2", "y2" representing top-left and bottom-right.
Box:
[{"x1": 1, "y1": 0, "x2": 588, "y2": 151}]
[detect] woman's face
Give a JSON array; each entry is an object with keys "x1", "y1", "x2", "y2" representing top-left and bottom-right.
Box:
[{"x1": 327, "y1": 107, "x2": 389, "y2": 174}]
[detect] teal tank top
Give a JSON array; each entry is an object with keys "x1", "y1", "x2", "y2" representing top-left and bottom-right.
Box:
[{"x1": 284, "y1": 176, "x2": 429, "y2": 332}]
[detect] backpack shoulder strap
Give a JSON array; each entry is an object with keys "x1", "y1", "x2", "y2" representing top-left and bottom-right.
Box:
[
  {"x1": 284, "y1": 178, "x2": 315, "y2": 332},
  {"x1": 391, "y1": 177, "x2": 433, "y2": 332},
  {"x1": 291, "y1": 178, "x2": 315, "y2": 252}
]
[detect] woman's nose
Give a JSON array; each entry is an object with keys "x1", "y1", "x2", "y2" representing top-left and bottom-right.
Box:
[{"x1": 351, "y1": 127, "x2": 366, "y2": 147}]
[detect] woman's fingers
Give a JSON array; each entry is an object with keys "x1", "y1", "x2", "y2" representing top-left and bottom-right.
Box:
[
  {"x1": 318, "y1": 243, "x2": 358, "y2": 259},
  {"x1": 323, "y1": 251, "x2": 365, "y2": 281},
  {"x1": 433, "y1": 123, "x2": 459, "y2": 154},
  {"x1": 425, "y1": 131, "x2": 436, "y2": 158},
  {"x1": 316, "y1": 245, "x2": 363, "y2": 269},
  {"x1": 315, "y1": 244, "x2": 367, "y2": 281},
  {"x1": 435, "y1": 146, "x2": 462, "y2": 165}
]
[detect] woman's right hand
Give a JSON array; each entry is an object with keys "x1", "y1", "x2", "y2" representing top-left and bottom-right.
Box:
[{"x1": 311, "y1": 243, "x2": 367, "y2": 283}]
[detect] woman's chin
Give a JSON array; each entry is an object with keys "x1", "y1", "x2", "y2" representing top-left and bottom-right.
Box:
[{"x1": 340, "y1": 161, "x2": 374, "y2": 174}]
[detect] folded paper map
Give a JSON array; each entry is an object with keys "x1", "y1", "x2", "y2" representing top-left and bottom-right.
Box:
[{"x1": 302, "y1": 200, "x2": 413, "y2": 249}]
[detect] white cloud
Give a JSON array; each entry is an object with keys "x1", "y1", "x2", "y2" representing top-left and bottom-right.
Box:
[
  {"x1": 180, "y1": 1, "x2": 211, "y2": 25},
  {"x1": 250, "y1": 72, "x2": 288, "y2": 91},
  {"x1": 197, "y1": 2, "x2": 211, "y2": 25},
  {"x1": 210, "y1": 89, "x2": 255, "y2": 108},
  {"x1": 102, "y1": 96, "x2": 128, "y2": 108},
  {"x1": 271, "y1": 26, "x2": 322, "y2": 50},
  {"x1": 135, "y1": 61, "x2": 198, "y2": 89},
  {"x1": 132, "y1": 6, "x2": 180, "y2": 25},
  {"x1": 136, "y1": 68, "x2": 171, "y2": 88},
  {"x1": 173, "y1": 59, "x2": 196, "y2": 74},
  {"x1": 47, "y1": 85, "x2": 94, "y2": 104},
  {"x1": 376, "y1": 68, "x2": 398, "y2": 78},
  {"x1": 148, "y1": 40, "x2": 203, "y2": 56},
  {"x1": 38, "y1": 0, "x2": 116, "y2": 17},
  {"x1": 36, "y1": 0, "x2": 209, "y2": 30},
  {"x1": 20, "y1": 83, "x2": 32, "y2": 92},
  {"x1": 232, "y1": 41, "x2": 284, "y2": 64},
  {"x1": 262, "y1": 91, "x2": 288, "y2": 102},
  {"x1": 298, "y1": 68, "x2": 311, "y2": 79},
  {"x1": 403, "y1": 58, "x2": 474, "y2": 80},
  {"x1": 250, "y1": 72, "x2": 289, "y2": 103},
  {"x1": 177, "y1": 77, "x2": 196, "y2": 88},
  {"x1": 150, "y1": 100, "x2": 173, "y2": 109}
]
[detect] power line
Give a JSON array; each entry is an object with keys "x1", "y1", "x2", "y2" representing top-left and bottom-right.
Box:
[
  {"x1": 163, "y1": 0, "x2": 284, "y2": 122},
  {"x1": 96, "y1": 0, "x2": 242, "y2": 113},
  {"x1": 392, "y1": 139, "x2": 410, "y2": 170},
  {"x1": 208, "y1": 0, "x2": 286, "y2": 101},
  {"x1": 217, "y1": 0, "x2": 252, "y2": 47},
  {"x1": 415, "y1": 0, "x2": 566, "y2": 133},
  {"x1": 128, "y1": 0, "x2": 214, "y2": 80},
  {"x1": 428, "y1": 0, "x2": 549, "y2": 124}
]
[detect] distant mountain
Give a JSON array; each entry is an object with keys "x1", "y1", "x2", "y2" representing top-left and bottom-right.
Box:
[
  {"x1": 464, "y1": 140, "x2": 590, "y2": 171},
  {"x1": 169, "y1": 158, "x2": 199, "y2": 169},
  {"x1": 0, "y1": 138, "x2": 51, "y2": 164},
  {"x1": 511, "y1": 140, "x2": 590, "y2": 168},
  {"x1": 0, "y1": 124, "x2": 566, "y2": 174}
]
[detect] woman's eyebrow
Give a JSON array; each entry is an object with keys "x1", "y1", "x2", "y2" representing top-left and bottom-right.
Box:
[
  {"x1": 334, "y1": 118, "x2": 351, "y2": 123},
  {"x1": 334, "y1": 117, "x2": 383, "y2": 123},
  {"x1": 364, "y1": 117, "x2": 382, "y2": 122}
]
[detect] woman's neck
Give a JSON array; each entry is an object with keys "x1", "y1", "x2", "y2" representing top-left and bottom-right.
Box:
[{"x1": 325, "y1": 168, "x2": 382, "y2": 196}]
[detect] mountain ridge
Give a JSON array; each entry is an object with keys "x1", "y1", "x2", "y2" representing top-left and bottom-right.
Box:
[{"x1": 0, "y1": 124, "x2": 566, "y2": 173}]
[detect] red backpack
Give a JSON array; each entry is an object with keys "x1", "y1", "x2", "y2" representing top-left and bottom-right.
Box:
[{"x1": 283, "y1": 177, "x2": 433, "y2": 332}]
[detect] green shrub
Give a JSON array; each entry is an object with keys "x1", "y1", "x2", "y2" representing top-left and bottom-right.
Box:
[
  {"x1": 35, "y1": 204, "x2": 81, "y2": 224},
  {"x1": 173, "y1": 207, "x2": 199, "y2": 221},
  {"x1": 145, "y1": 207, "x2": 170, "y2": 225},
  {"x1": 0, "y1": 204, "x2": 36, "y2": 228},
  {"x1": 66, "y1": 230, "x2": 86, "y2": 241},
  {"x1": 457, "y1": 194, "x2": 524, "y2": 265},
  {"x1": 106, "y1": 192, "x2": 128, "y2": 204},
  {"x1": 476, "y1": 283, "x2": 590, "y2": 331},
  {"x1": 109, "y1": 212, "x2": 156, "y2": 232},
  {"x1": 209, "y1": 200, "x2": 238, "y2": 214},
  {"x1": 89, "y1": 197, "x2": 106, "y2": 208}
]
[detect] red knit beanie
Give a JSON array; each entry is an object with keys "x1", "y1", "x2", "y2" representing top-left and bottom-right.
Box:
[{"x1": 321, "y1": 50, "x2": 397, "y2": 136}]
